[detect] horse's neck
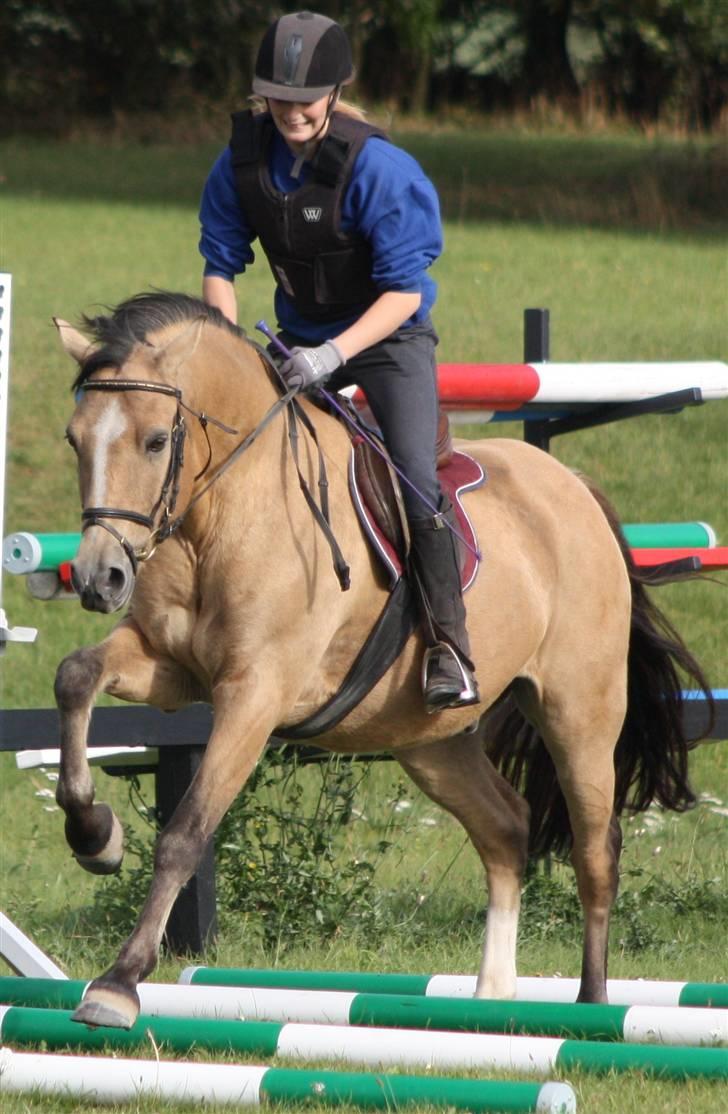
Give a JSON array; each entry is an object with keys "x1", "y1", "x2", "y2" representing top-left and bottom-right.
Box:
[
  {"x1": 184, "y1": 330, "x2": 350, "y2": 460},
  {"x1": 185, "y1": 331, "x2": 278, "y2": 430},
  {"x1": 177, "y1": 333, "x2": 344, "y2": 535}
]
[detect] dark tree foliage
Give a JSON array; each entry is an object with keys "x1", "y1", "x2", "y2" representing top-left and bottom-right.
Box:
[
  {"x1": 579, "y1": 0, "x2": 728, "y2": 128},
  {"x1": 0, "y1": 0, "x2": 272, "y2": 124},
  {"x1": 518, "y1": 0, "x2": 580, "y2": 102},
  {"x1": 1, "y1": 0, "x2": 725, "y2": 131}
]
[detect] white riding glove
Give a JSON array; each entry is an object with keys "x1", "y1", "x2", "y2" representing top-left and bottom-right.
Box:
[{"x1": 279, "y1": 340, "x2": 346, "y2": 392}]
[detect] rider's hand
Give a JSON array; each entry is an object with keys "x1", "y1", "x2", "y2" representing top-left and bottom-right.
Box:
[{"x1": 279, "y1": 341, "x2": 346, "y2": 392}]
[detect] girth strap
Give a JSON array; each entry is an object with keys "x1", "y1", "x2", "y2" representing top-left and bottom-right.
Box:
[{"x1": 276, "y1": 577, "x2": 415, "y2": 739}]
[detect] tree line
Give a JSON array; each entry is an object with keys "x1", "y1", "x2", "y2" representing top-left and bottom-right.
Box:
[{"x1": 2, "y1": 1, "x2": 726, "y2": 132}]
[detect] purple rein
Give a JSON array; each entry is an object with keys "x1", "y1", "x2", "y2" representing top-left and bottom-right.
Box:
[{"x1": 255, "y1": 320, "x2": 481, "y2": 562}]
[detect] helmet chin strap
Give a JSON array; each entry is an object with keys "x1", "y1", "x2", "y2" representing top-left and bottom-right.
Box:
[{"x1": 288, "y1": 86, "x2": 341, "y2": 178}]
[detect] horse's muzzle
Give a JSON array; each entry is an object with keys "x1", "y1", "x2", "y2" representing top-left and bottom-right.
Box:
[{"x1": 71, "y1": 558, "x2": 135, "y2": 613}]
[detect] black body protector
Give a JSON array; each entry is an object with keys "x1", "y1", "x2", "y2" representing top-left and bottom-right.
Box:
[{"x1": 229, "y1": 110, "x2": 388, "y2": 322}]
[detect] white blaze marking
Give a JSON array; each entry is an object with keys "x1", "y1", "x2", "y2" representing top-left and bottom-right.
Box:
[{"x1": 90, "y1": 399, "x2": 128, "y2": 506}]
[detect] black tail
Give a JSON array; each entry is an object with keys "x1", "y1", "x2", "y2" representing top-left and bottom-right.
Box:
[{"x1": 485, "y1": 478, "x2": 714, "y2": 859}]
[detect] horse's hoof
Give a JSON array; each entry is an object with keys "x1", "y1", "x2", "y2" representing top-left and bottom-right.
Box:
[
  {"x1": 72, "y1": 984, "x2": 139, "y2": 1029},
  {"x1": 73, "y1": 811, "x2": 124, "y2": 875}
]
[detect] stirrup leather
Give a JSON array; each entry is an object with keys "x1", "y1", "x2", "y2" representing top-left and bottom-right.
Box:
[{"x1": 421, "y1": 640, "x2": 480, "y2": 713}]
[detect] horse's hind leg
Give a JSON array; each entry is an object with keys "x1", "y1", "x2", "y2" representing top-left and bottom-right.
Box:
[
  {"x1": 396, "y1": 732, "x2": 530, "y2": 999},
  {"x1": 577, "y1": 808, "x2": 622, "y2": 1003},
  {"x1": 528, "y1": 673, "x2": 626, "y2": 1005},
  {"x1": 54, "y1": 617, "x2": 200, "y2": 874}
]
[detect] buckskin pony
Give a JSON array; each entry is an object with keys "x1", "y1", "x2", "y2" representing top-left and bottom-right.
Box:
[{"x1": 52, "y1": 292, "x2": 710, "y2": 1029}]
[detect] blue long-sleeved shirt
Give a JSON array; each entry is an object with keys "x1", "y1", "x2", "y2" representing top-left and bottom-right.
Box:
[{"x1": 199, "y1": 127, "x2": 443, "y2": 344}]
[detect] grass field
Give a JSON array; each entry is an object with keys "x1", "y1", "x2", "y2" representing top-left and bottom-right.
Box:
[{"x1": 0, "y1": 126, "x2": 726, "y2": 1113}]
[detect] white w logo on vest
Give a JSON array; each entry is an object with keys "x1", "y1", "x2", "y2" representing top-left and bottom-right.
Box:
[{"x1": 302, "y1": 206, "x2": 323, "y2": 222}]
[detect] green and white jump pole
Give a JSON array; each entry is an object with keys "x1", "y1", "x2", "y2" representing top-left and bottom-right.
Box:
[
  {"x1": 622, "y1": 522, "x2": 717, "y2": 549},
  {"x1": 180, "y1": 966, "x2": 728, "y2": 1010},
  {"x1": 2, "y1": 522, "x2": 718, "y2": 574},
  {"x1": 0, "y1": 1047, "x2": 576, "y2": 1113},
  {"x1": 1, "y1": 978, "x2": 726, "y2": 1046},
  {"x1": 1, "y1": 1006, "x2": 726, "y2": 1082},
  {"x1": 2, "y1": 531, "x2": 82, "y2": 573}
]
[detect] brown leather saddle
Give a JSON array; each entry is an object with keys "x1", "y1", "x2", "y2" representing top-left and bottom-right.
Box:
[{"x1": 349, "y1": 408, "x2": 484, "y2": 590}]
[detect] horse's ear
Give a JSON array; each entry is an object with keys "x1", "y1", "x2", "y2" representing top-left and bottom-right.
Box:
[
  {"x1": 151, "y1": 316, "x2": 206, "y2": 377},
  {"x1": 53, "y1": 318, "x2": 96, "y2": 364}
]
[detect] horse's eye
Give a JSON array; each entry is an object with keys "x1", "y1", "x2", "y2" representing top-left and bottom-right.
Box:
[{"x1": 146, "y1": 433, "x2": 168, "y2": 454}]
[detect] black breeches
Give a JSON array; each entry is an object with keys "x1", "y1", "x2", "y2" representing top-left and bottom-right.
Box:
[{"x1": 282, "y1": 320, "x2": 442, "y2": 519}]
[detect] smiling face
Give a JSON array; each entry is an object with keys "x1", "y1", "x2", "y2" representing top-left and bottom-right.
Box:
[{"x1": 267, "y1": 92, "x2": 334, "y2": 153}]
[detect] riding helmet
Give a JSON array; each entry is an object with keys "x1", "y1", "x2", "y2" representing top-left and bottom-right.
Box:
[{"x1": 253, "y1": 11, "x2": 354, "y2": 102}]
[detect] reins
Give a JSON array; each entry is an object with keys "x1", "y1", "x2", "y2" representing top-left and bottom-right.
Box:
[{"x1": 78, "y1": 362, "x2": 351, "y2": 589}]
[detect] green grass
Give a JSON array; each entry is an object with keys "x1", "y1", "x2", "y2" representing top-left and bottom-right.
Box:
[
  {"x1": 1, "y1": 748, "x2": 726, "y2": 1114},
  {"x1": 2, "y1": 127, "x2": 726, "y2": 230},
  {"x1": 0, "y1": 128, "x2": 726, "y2": 1114}
]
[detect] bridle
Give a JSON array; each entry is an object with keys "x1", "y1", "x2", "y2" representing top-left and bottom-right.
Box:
[
  {"x1": 78, "y1": 370, "x2": 350, "y2": 589},
  {"x1": 79, "y1": 376, "x2": 291, "y2": 572}
]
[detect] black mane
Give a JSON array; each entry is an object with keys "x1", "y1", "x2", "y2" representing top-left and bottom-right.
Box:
[{"x1": 71, "y1": 291, "x2": 245, "y2": 391}]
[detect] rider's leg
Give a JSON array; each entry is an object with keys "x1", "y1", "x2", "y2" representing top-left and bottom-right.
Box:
[
  {"x1": 341, "y1": 321, "x2": 479, "y2": 713},
  {"x1": 408, "y1": 494, "x2": 479, "y2": 712}
]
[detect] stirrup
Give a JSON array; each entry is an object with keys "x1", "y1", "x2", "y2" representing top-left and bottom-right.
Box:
[{"x1": 421, "y1": 641, "x2": 480, "y2": 714}]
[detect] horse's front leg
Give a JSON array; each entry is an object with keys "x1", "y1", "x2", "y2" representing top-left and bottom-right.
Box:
[
  {"x1": 396, "y1": 732, "x2": 530, "y2": 1001},
  {"x1": 54, "y1": 617, "x2": 201, "y2": 875},
  {"x1": 72, "y1": 675, "x2": 272, "y2": 1030}
]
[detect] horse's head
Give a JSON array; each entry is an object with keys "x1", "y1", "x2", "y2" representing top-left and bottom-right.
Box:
[{"x1": 56, "y1": 294, "x2": 217, "y2": 612}]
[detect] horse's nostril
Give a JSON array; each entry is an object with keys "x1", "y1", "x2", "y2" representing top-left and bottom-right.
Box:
[{"x1": 107, "y1": 565, "x2": 128, "y2": 595}]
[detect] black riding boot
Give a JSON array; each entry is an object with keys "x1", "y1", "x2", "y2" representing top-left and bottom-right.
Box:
[{"x1": 408, "y1": 498, "x2": 480, "y2": 714}]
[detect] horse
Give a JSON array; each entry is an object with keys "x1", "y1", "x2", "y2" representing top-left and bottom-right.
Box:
[{"x1": 52, "y1": 291, "x2": 710, "y2": 1030}]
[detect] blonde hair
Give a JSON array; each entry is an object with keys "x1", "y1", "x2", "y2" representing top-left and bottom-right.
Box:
[
  {"x1": 249, "y1": 94, "x2": 368, "y2": 122},
  {"x1": 332, "y1": 98, "x2": 368, "y2": 122}
]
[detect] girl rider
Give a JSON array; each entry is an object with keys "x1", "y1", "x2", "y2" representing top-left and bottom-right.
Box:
[{"x1": 199, "y1": 10, "x2": 479, "y2": 714}]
